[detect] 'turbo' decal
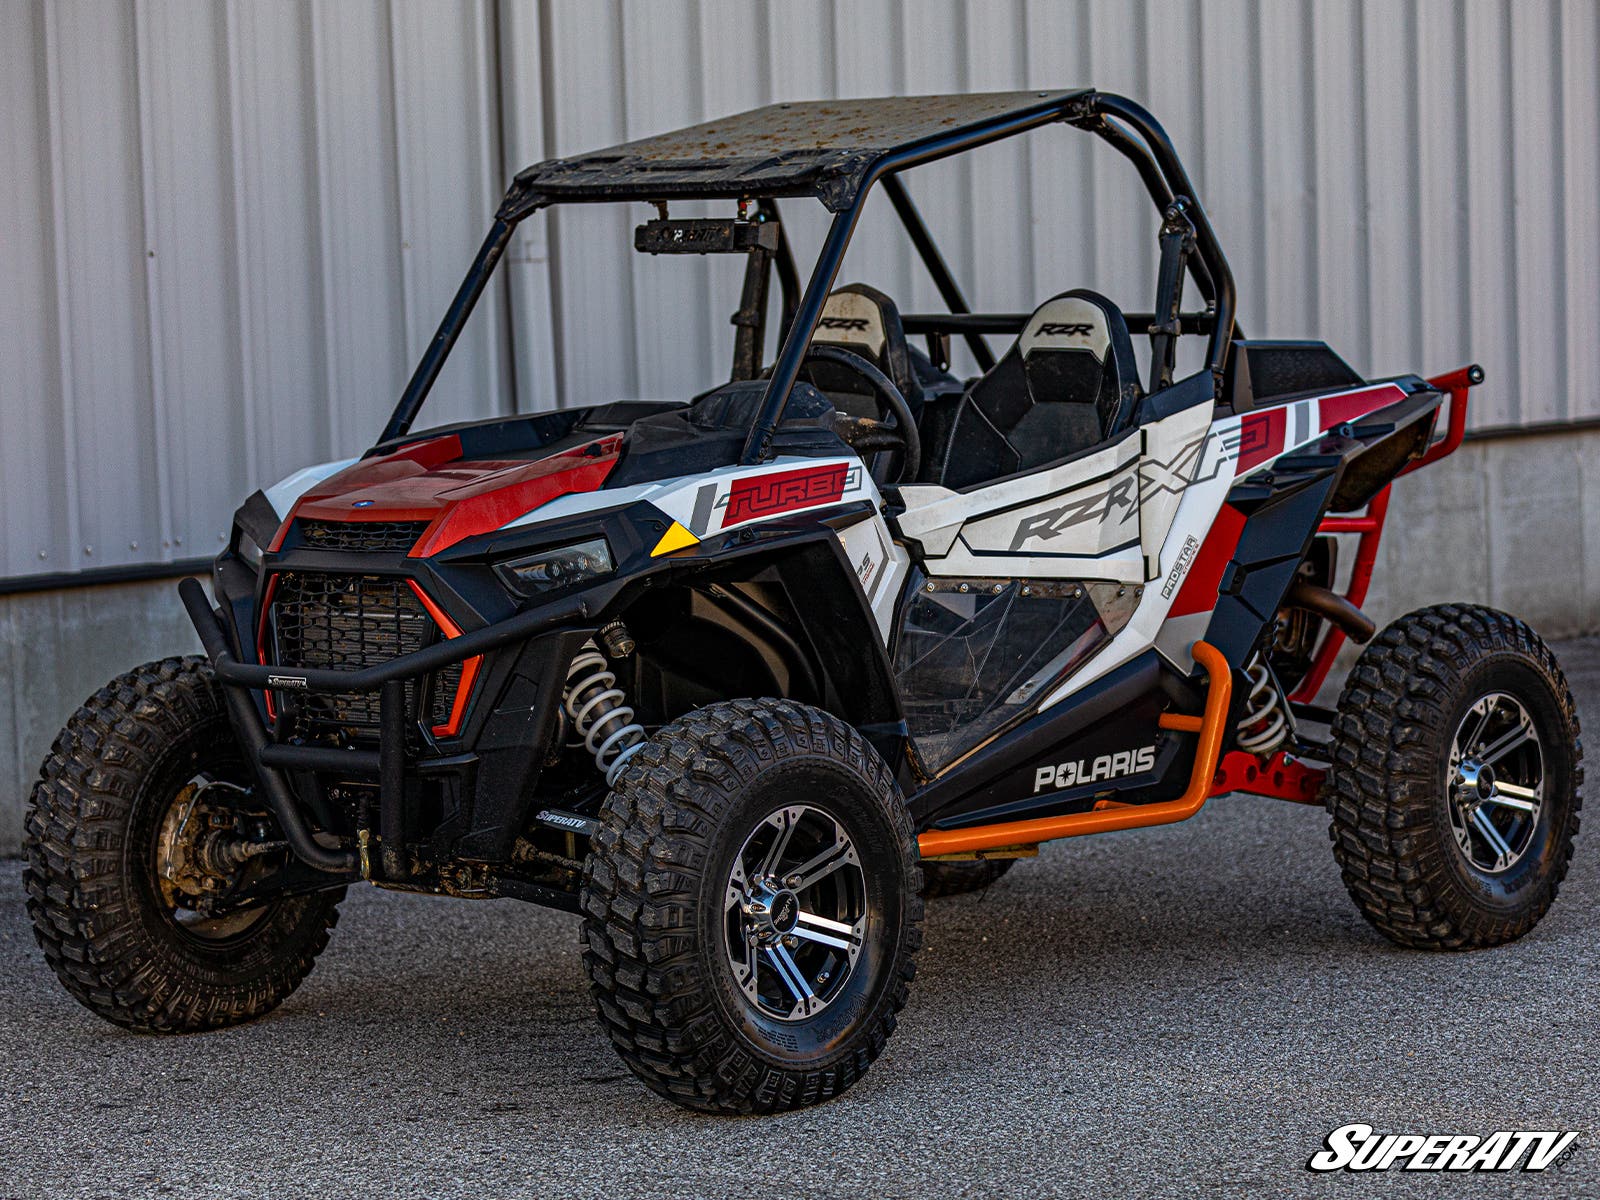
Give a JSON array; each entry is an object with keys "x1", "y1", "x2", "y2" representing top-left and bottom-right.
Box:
[{"x1": 721, "y1": 463, "x2": 850, "y2": 528}]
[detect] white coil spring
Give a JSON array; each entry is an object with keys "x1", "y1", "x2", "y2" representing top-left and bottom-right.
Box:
[
  {"x1": 564, "y1": 645, "x2": 646, "y2": 787},
  {"x1": 1235, "y1": 654, "x2": 1290, "y2": 757}
]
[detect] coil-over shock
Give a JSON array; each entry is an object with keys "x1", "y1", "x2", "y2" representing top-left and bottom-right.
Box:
[
  {"x1": 1235, "y1": 650, "x2": 1293, "y2": 757},
  {"x1": 563, "y1": 626, "x2": 646, "y2": 787}
]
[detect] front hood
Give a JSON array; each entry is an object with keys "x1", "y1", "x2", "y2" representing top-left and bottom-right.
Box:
[{"x1": 273, "y1": 431, "x2": 623, "y2": 557}]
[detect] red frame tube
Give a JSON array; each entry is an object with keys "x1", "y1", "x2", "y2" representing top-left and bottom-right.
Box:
[
  {"x1": 1211, "y1": 749, "x2": 1323, "y2": 804},
  {"x1": 1283, "y1": 367, "x2": 1480, "y2": 713}
]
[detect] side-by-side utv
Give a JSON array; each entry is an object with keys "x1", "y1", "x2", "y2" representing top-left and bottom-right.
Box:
[{"x1": 26, "y1": 90, "x2": 1582, "y2": 1113}]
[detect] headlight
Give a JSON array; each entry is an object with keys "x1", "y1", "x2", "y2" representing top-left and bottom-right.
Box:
[
  {"x1": 236, "y1": 529, "x2": 264, "y2": 570},
  {"x1": 496, "y1": 537, "x2": 614, "y2": 597}
]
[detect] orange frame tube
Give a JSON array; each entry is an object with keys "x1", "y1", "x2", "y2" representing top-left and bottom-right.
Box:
[{"x1": 917, "y1": 641, "x2": 1233, "y2": 858}]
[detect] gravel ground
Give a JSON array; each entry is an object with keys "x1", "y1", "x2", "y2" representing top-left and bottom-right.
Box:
[{"x1": 3, "y1": 638, "x2": 1597, "y2": 1199}]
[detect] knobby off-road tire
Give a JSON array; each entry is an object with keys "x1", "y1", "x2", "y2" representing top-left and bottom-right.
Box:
[
  {"x1": 25, "y1": 656, "x2": 343, "y2": 1032},
  {"x1": 920, "y1": 856, "x2": 1014, "y2": 898},
  {"x1": 1326, "y1": 605, "x2": 1582, "y2": 949},
  {"x1": 581, "y1": 698, "x2": 923, "y2": 1113}
]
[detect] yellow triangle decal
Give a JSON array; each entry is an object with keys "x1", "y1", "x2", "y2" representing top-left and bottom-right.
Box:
[{"x1": 651, "y1": 520, "x2": 700, "y2": 557}]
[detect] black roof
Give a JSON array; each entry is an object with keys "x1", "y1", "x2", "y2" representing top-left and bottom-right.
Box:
[{"x1": 511, "y1": 90, "x2": 1089, "y2": 212}]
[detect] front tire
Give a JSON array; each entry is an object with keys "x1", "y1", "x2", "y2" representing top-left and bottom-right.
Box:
[
  {"x1": 24, "y1": 656, "x2": 343, "y2": 1032},
  {"x1": 1325, "y1": 605, "x2": 1582, "y2": 949},
  {"x1": 581, "y1": 699, "x2": 923, "y2": 1113}
]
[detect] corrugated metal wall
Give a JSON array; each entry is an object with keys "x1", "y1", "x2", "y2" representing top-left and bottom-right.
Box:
[
  {"x1": 2, "y1": 0, "x2": 509, "y2": 580},
  {"x1": 5, "y1": 0, "x2": 1598, "y2": 583}
]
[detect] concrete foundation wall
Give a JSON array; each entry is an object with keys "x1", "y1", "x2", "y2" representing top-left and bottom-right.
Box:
[
  {"x1": 4, "y1": 426, "x2": 1598, "y2": 854},
  {"x1": 1, "y1": 578, "x2": 202, "y2": 855}
]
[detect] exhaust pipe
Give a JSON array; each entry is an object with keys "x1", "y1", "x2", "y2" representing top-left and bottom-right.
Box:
[{"x1": 1285, "y1": 581, "x2": 1376, "y2": 645}]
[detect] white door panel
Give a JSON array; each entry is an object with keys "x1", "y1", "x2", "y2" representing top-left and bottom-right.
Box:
[{"x1": 897, "y1": 385, "x2": 1221, "y2": 588}]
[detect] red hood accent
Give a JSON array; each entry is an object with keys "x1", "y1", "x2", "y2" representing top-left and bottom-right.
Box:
[{"x1": 274, "y1": 433, "x2": 623, "y2": 556}]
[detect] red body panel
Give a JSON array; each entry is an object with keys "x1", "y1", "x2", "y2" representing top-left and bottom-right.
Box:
[
  {"x1": 1234, "y1": 408, "x2": 1285, "y2": 475},
  {"x1": 1170, "y1": 503, "x2": 1247, "y2": 618},
  {"x1": 1316, "y1": 382, "x2": 1406, "y2": 431},
  {"x1": 272, "y1": 433, "x2": 623, "y2": 556}
]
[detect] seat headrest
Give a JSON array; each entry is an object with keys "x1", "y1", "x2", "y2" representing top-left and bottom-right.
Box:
[
  {"x1": 1019, "y1": 294, "x2": 1117, "y2": 364},
  {"x1": 817, "y1": 288, "x2": 894, "y2": 360},
  {"x1": 1016, "y1": 289, "x2": 1141, "y2": 439},
  {"x1": 809, "y1": 283, "x2": 915, "y2": 413}
]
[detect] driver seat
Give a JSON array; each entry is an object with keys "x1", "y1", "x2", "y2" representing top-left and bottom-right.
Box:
[
  {"x1": 802, "y1": 283, "x2": 917, "y2": 418},
  {"x1": 938, "y1": 289, "x2": 1142, "y2": 489}
]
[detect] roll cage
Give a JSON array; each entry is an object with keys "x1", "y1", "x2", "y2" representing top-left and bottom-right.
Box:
[{"x1": 379, "y1": 89, "x2": 1239, "y2": 459}]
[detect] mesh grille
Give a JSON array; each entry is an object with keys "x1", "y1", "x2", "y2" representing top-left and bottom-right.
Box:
[
  {"x1": 298, "y1": 520, "x2": 428, "y2": 553},
  {"x1": 267, "y1": 572, "x2": 462, "y2": 742}
]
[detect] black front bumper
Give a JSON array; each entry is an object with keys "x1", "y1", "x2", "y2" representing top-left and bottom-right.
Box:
[{"x1": 181, "y1": 577, "x2": 589, "y2": 882}]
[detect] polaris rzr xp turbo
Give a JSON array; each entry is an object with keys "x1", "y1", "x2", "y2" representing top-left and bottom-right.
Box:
[{"x1": 27, "y1": 91, "x2": 1583, "y2": 1113}]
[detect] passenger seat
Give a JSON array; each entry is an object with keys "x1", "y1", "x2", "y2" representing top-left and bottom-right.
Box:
[{"x1": 938, "y1": 289, "x2": 1143, "y2": 489}]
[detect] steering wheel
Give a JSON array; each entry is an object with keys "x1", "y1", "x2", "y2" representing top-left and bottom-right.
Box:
[{"x1": 798, "y1": 344, "x2": 921, "y2": 484}]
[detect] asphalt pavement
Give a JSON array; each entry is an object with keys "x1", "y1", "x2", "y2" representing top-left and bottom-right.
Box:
[{"x1": 3, "y1": 638, "x2": 1598, "y2": 1199}]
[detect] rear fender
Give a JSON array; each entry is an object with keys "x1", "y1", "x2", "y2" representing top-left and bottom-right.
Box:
[{"x1": 1200, "y1": 390, "x2": 1439, "y2": 669}]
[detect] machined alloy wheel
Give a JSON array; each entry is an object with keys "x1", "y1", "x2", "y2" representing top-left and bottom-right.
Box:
[
  {"x1": 1446, "y1": 693, "x2": 1544, "y2": 875},
  {"x1": 725, "y1": 804, "x2": 866, "y2": 1021}
]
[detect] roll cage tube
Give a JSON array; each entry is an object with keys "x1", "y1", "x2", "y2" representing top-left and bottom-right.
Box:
[
  {"x1": 379, "y1": 92, "x2": 1237, "y2": 457},
  {"x1": 739, "y1": 91, "x2": 1237, "y2": 465}
]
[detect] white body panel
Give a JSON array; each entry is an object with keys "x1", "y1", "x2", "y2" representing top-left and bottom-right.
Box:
[{"x1": 262, "y1": 457, "x2": 359, "y2": 519}]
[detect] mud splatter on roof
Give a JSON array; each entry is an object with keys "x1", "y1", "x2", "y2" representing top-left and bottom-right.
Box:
[{"x1": 512, "y1": 90, "x2": 1088, "y2": 212}]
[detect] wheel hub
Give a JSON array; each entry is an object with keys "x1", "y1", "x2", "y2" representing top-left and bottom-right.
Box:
[
  {"x1": 1457, "y1": 759, "x2": 1495, "y2": 801},
  {"x1": 741, "y1": 881, "x2": 801, "y2": 940},
  {"x1": 152, "y1": 776, "x2": 282, "y2": 936}
]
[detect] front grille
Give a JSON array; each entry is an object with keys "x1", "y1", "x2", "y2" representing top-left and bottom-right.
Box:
[
  {"x1": 298, "y1": 519, "x2": 428, "y2": 553},
  {"x1": 266, "y1": 572, "x2": 464, "y2": 743}
]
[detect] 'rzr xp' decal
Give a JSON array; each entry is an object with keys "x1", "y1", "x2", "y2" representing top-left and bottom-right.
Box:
[
  {"x1": 721, "y1": 462, "x2": 853, "y2": 528},
  {"x1": 1005, "y1": 430, "x2": 1238, "y2": 551}
]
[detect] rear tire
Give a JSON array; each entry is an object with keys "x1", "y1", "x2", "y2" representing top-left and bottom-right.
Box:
[
  {"x1": 581, "y1": 698, "x2": 923, "y2": 1113},
  {"x1": 920, "y1": 856, "x2": 1014, "y2": 898},
  {"x1": 24, "y1": 656, "x2": 343, "y2": 1032},
  {"x1": 1325, "y1": 605, "x2": 1582, "y2": 949}
]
